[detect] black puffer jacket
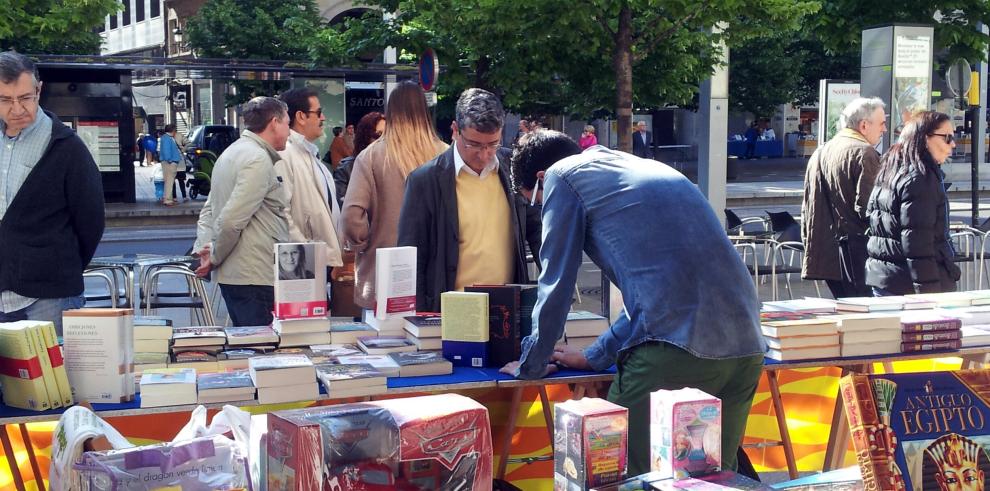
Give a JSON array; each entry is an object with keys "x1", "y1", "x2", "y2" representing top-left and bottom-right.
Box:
[{"x1": 865, "y1": 165, "x2": 960, "y2": 294}]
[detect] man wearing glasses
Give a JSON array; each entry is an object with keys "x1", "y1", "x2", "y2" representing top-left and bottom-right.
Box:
[
  {"x1": 0, "y1": 51, "x2": 105, "y2": 334},
  {"x1": 275, "y1": 88, "x2": 344, "y2": 271},
  {"x1": 398, "y1": 88, "x2": 541, "y2": 312}
]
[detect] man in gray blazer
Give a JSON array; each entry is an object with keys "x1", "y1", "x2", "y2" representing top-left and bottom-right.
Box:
[{"x1": 194, "y1": 97, "x2": 291, "y2": 326}]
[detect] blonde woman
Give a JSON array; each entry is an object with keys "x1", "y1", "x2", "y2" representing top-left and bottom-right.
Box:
[{"x1": 340, "y1": 81, "x2": 447, "y2": 309}]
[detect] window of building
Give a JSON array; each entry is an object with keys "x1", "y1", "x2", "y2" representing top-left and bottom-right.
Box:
[
  {"x1": 135, "y1": 0, "x2": 145, "y2": 22},
  {"x1": 122, "y1": 0, "x2": 131, "y2": 26},
  {"x1": 150, "y1": 0, "x2": 161, "y2": 18},
  {"x1": 97, "y1": 20, "x2": 106, "y2": 33},
  {"x1": 109, "y1": 12, "x2": 118, "y2": 30}
]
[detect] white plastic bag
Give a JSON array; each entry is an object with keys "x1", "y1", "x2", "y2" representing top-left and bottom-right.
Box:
[{"x1": 49, "y1": 406, "x2": 134, "y2": 491}]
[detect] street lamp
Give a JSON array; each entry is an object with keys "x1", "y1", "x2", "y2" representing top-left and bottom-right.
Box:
[{"x1": 172, "y1": 27, "x2": 184, "y2": 52}]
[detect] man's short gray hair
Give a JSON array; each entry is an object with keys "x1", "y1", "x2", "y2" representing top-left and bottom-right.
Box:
[
  {"x1": 242, "y1": 96, "x2": 287, "y2": 133},
  {"x1": 455, "y1": 88, "x2": 505, "y2": 134},
  {"x1": 0, "y1": 51, "x2": 39, "y2": 86},
  {"x1": 839, "y1": 97, "x2": 886, "y2": 132}
]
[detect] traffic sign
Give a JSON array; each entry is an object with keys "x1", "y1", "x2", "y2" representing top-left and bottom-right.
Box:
[{"x1": 419, "y1": 48, "x2": 439, "y2": 92}]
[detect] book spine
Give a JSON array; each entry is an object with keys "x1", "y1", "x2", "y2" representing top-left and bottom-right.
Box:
[
  {"x1": 900, "y1": 329, "x2": 961, "y2": 343},
  {"x1": 900, "y1": 338, "x2": 962, "y2": 352},
  {"x1": 42, "y1": 323, "x2": 74, "y2": 407},
  {"x1": 28, "y1": 325, "x2": 62, "y2": 410},
  {"x1": 0, "y1": 331, "x2": 51, "y2": 411},
  {"x1": 900, "y1": 318, "x2": 963, "y2": 333},
  {"x1": 838, "y1": 374, "x2": 897, "y2": 491}
]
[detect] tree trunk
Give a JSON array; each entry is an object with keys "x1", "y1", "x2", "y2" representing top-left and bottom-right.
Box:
[{"x1": 613, "y1": 3, "x2": 634, "y2": 153}]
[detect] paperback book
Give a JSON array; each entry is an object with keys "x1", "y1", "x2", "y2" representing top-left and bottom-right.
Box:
[
  {"x1": 274, "y1": 242, "x2": 328, "y2": 319},
  {"x1": 374, "y1": 246, "x2": 417, "y2": 320},
  {"x1": 388, "y1": 350, "x2": 454, "y2": 377}
]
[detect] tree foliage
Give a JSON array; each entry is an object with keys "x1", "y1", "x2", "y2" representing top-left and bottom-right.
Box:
[{"x1": 0, "y1": 0, "x2": 120, "y2": 54}]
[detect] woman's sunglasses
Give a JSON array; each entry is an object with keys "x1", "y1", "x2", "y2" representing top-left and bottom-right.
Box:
[{"x1": 930, "y1": 133, "x2": 955, "y2": 144}]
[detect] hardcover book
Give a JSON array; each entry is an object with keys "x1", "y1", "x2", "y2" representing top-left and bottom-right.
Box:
[
  {"x1": 508, "y1": 283, "x2": 538, "y2": 338},
  {"x1": 839, "y1": 369, "x2": 990, "y2": 491},
  {"x1": 899, "y1": 313, "x2": 963, "y2": 333},
  {"x1": 466, "y1": 285, "x2": 523, "y2": 368},
  {"x1": 900, "y1": 339, "x2": 962, "y2": 353},
  {"x1": 374, "y1": 246, "x2": 417, "y2": 320},
  {"x1": 555, "y1": 398, "x2": 629, "y2": 490},
  {"x1": 274, "y1": 242, "x2": 329, "y2": 319}
]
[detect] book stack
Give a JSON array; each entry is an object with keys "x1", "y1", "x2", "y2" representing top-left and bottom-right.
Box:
[
  {"x1": 403, "y1": 313, "x2": 442, "y2": 351},
  {"x1": 356, "y1": 335, "x2": 417, "y2": 355},
  {"x1": 833, "y1": 296, "x2": 904, "y2": 313},
  {"x1": 366, "y1": 246, "x2": 418, "y2": 337},
  {"x1": 0, "y1": 321, "x2": 73, "y2": 411},
  {"x1": 829, "y1": 313, "x2": 901, "y2": 357},
  {"x1": 224, "y1": 325, "x2": 278, "y2": 349},
  {"x1": 132, "y1": 317, "x2": 172, "y2": 392},
  {"x1": 328, "y1": 318, "x2": 375, "y2": 344},
  {"x1": 314, "y1": 363, "x2": 387, "y2": 398},
  {"x1": 308, "y1": 344, "x2": 362, "y2": 364},
  {"x1": 273, "y1": 317, "x2": 332, "y2": 347},
  {"x1": 63, "y1": 308, "x2": 134, "y2": 403},
  {"x1": 441, "y1": 291, "x2": 490, "y2": 367},
  {"x1": 170, "y1": 326, "x2": 225, "y2": 373},
  {"x1": 761, "y1": 318, "x2": 840, "y2": 361},
  {"x1": 554, "y1": 398, "x2": 629, "y2": 489},
  {"x1": 248, "y1": 354, "x2": 317, "y2": 404},
  {"x1": 961, "y1": 325, "x2": 990, "y2": 347},
  {"x1": 140, "y1": 367, "x2": 197, "y2": 408},
  {"x1": 197, "y1": 369, "x2": 256, "y2": 404},
  {"x1": 336, "y1": 353, "x2": 401, "y2": 377},
  {"x1": 762, "y1": 298, "x2": 836, "y2": 314},
  {"x1": 217, "y1": 347, "x2": 272, "y2": 371},
  {"x1": 466, "y1": 285, "x2": 523, "y2": 368},
  {"x1": 907, "y1": 291, "x2": 990, "y2": 307},
  {"x1": 388, "y1": 351, "x2": 453, "y2": 377},
  {"x1": 564, "y1": 311, "x2": 609, "y2": 350},
  {"x1": 899, "y1": 312, "x2": 963, "y2": 353}
]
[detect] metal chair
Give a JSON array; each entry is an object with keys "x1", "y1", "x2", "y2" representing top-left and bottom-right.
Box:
[
  {"x1": 950, "y1": 228, "x2": 981, "y2": 291},
  {"x1": 82, "y1": 269, "x2": 118, "y2": 308},
  {"x1": 141, "y1": 264, "x2": 215, "y2": 326}
]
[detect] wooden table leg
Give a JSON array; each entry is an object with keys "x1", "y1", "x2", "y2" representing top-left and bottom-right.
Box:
[
  {"x1": 766, "y1": 370, "x2": 799, "y2": 479},
  {"x1": 539, "y1": 386, "x2": 554, "y2": 443},
  {"x1": 822, "y1": 375, "x2": 850, "y2": 471},
  {"x1": 497, "y1": 387, "x2": 525, "y2": 480},
  {"x1": 0, "y1": 424, "x2": 26, "y2": 491},
  {"x1": 17, "y1": 424, "x2": 44, "y2": 491},
  {"x1": 961, "y1": 352, "x2": 990, "y2": 369}
]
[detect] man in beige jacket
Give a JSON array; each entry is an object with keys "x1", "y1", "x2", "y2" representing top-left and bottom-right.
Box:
[
  {"x1": 194, "y1": 96, "x2": 291, "y2": 326},
  {"x1": 276, "y1": 88, "x2": 344, "y2": 268}
]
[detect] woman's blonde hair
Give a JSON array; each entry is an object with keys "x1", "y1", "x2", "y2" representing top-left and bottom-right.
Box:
[{"x1": 380, "y1": 81, "x2": 447, "y2": 177}]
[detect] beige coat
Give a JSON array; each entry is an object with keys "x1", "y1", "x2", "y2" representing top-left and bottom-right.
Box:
[
  {"x1": 801, "y1": 129, "x2": 881, "y2": 281},
  {"x1": 275, "y1": 130, "x2": 344, "y2": 267},
  {"x1": 194, "y1": 130, "x2": 290, "y2": 286},
  {"x1": 340, "y1": 140, "x2": 447, "y2": 308}
]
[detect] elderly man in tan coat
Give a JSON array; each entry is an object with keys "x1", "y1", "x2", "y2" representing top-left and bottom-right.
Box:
[
  {"x1": 802, "y1": 97, "x2": 887, "y2": 298},
  {"x1": 275, "y1": 88, "x2": 344, "y2": 271},
  {"x1": 194, "y1": 96, "x2": 291, "y2": 326}
]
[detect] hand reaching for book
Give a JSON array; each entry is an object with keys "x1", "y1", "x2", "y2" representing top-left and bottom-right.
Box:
[
  {"x1": 499, "y1": 360, "x2": 559, "y2": 378},
  {"x1": 551, "y1": 346, "x2": 592, "y2": 371}
]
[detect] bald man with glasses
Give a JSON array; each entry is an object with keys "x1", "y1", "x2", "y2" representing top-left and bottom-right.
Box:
[
  {"x1": 0, "y1": 51, "x2": 105, "y2": 334},
  {"x1": 398, "y1": 88, "x2": 542, "y2": 312}
]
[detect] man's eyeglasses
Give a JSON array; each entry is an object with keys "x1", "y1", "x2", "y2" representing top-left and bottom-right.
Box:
[
  {"x1": 460, "y1": 137, "x2": 501, "y2": 151},
  {"x1": 0, "y1": 93, "x2": 38, "y2": 110},
  {"x1": 931, "y1": 133, "x2": 955, "y2": 144},
  {"x1": 303, "y1": 108, "x2": 323, "y2": 117}
]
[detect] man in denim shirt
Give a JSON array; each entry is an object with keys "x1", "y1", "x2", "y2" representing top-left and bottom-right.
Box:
[{"x1": 502, "y1": 131, "x2": 766, "y2": 475}]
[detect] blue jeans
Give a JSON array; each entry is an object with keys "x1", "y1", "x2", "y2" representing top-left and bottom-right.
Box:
[
  {"x1": 219, "y1": 284, "x2": 274, "y2": 326},
  {"x1": 0, "y1": 295, "x2": 86, "y2": 336}
]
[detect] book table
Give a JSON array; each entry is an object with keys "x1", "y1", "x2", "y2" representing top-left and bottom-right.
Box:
[
  {"x1": 761, "y1": 346, "x2": 990, "y2": 480},
  {"x1": 0, "y1": 366, "x2": 615, "y2": 490}
]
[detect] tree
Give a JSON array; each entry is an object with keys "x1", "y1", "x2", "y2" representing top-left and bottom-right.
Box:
[
  {"x1": 315, "y1": 0, "x2": 816, "y2": 152},
  {"x1": 185, "y1": 0, "x2": 326, "y2": 104},
  {"x1": 0, "y1": 0, "x2": 120, "y2": 54}
]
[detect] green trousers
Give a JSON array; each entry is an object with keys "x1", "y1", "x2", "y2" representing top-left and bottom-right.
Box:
[{"x1": 607, "y1": 341, "x2": 764, "y2": 476}]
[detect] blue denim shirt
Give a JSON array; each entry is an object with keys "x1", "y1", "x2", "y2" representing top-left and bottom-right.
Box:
[
  {"x1": 159, "y1": 133, "x2": 181, "y2": 163},
  {"x1": 515, "y1": 146, "x2": 766, "y2": 379}
]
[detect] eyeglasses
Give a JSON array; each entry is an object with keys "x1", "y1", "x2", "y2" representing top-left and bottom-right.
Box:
[
  {"x1": 460, "y1": 137, "x2": 502, "y2": 151},
  {"x1": 930, "y1": 133, "x2": 955, "y2": 144},
  {"x1": 0, "y1": 92, "x2": 38, "y2": 110},
  {"x1": 530, "y1": 178, "x2": 541, "y2": 206},
  {"x1": 303, "y1": 108, "x2": 323, "y2": 117}
]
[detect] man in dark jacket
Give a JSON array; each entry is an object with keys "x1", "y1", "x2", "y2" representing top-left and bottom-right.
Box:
[
  {"x1": 398, "y1": 88, "x2": 541, "y2": 312},
  {"x1": 801, "y1": 97, "x2": 886, "y2": 298},
  {"x1": 632, "y1": 121, "x2": 653, "y2": 159},
  {"x1": 0, "y1": 51, "x2": 105, "y2": 334}
]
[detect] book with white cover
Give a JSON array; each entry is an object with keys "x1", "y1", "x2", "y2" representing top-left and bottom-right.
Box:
[
  {"x1": 766, "y1": 345, "x2": 840, "y2": 361},
  {"x1": 172, "y1": 326, "x2": 227, "y2": 347},
  {"x1": 765, "y1": 334, "x2": 840, "y2": 350},
  {"x1": 63, "y1": 308, "x2": 134, "y2": 403},
  {"x1": 825, "y1": 313, "x2": 902, "y2": 333},
  {"x1": 762, "y1": 298, "x2": 836, "y2": 314},
  {"x1": 905, "y1": 292, "x2": 974, "y2": 308},
  {"x1": 362, "y1": 310, "x2": 406, "y2": 336},
  {"x1": 833, "y1": 296, "x2": 905, "y2": 312},
  {"x1": 133, "y1": 317, "x2": 173, "y2": 340},
  {"x1": 374, "y1": 246, "x2": 417, "y2": 320},
  {"x1": 257, "y1": 382, "x2": 319, "y2": 405},
  {"x1": 760, "y1": 318, "x2": 838, "y2": 338},
  {"x1": 274, "y1": 242, "x2": 328, "y2": 319},
  {"x1": 407, "y1": 333, "x2": 442, "y2": 350},
  {"x1": 272, "y1": 316, "x2": 331, "y2": 335},
  {"x1": 840, "y1": 340, "x2": 901, "y2": 357},
  {"x1": 841, "y1": 330, "x2": 903, "y2": 344},
  {"x1": 278, "y1": 331, "x2": 331, "y2": 347},
  {"x1": 935, "y1": 306, "x2": 990, "y2": 326},
  {"x1": 248, "y1": 355, "x2": 315, "y2": 387},
  {"x1": 961, "y1": 325, "x2": 990, "y2": 347},
  {"x1": 140, "y1": 368, "x2": 197, "y2": 408}
]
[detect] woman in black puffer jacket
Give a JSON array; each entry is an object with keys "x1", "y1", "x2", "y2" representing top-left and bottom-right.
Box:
[{"x1": 865, "y1": 111, "x2": 960, "y2": 295}]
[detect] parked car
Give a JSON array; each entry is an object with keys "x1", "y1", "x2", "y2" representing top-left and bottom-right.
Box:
[{"x1": 186, "y1": 124, "x2": 239, "y2": 157}]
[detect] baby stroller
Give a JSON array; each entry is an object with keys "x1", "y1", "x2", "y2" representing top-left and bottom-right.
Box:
[{"x1": 186, "y1": 148, "x2": 217, "y2": 199}]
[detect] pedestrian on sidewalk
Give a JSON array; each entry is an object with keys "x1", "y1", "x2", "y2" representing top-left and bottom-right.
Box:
[
  {"x1": 801, "y1": 97, "x2": 887, "y2": 298},
  {"x1": 0, "y1": 51, "x2": 105, "y2": 334},
  {"x1": 866, "y1": 111, "x2": 960, "y2": 296},
  {"x1": 158, "y1": 124, "x2": 182, "y2": 206}
]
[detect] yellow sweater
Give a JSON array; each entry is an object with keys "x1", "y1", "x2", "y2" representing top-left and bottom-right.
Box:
[{"x1": 454, "y1": 171, "x2": 513, "y2": 290}]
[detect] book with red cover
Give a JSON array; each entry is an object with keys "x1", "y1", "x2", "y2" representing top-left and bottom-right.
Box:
[
  {"x1": 839, "y1": 369, "x2": 990, "y2": 490},
  {"x1": 466, "y1": 284, "x2": 521, "y2": 367}
]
